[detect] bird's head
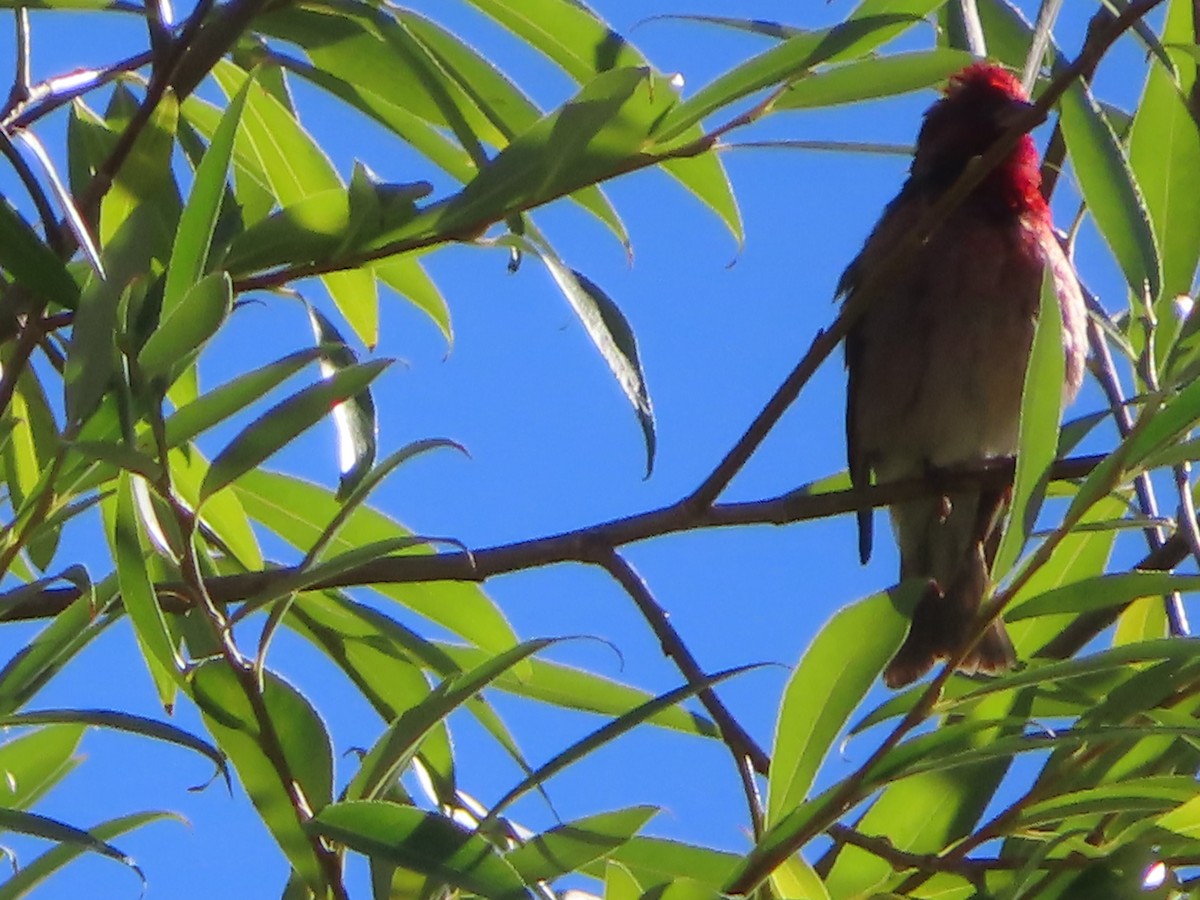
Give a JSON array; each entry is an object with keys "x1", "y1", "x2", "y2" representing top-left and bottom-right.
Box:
[{"x1": 911, "y1": 62, "x2": 1044, "y2": 213}]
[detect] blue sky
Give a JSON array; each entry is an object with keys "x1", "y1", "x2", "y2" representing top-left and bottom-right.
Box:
[{"x1": 0, "y1": 1, "x2": 1166, "y2": 896}]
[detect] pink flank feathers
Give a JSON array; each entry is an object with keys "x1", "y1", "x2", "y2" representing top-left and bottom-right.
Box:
[{"x1": 841, "y1": 62, "x2": 1087, "y2": 689}]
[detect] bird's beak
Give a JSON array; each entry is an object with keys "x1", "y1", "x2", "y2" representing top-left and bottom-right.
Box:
[{"x1": 997, "y1": 97, "x2": 1038, "y2": 133}]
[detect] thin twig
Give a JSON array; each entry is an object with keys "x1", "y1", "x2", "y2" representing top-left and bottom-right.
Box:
[{"x1": 592, "y1": 547, "x2": 769, "y2": 834}]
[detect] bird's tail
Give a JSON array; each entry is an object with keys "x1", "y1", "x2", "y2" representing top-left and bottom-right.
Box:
[{"x1": 883, "y1": 489, "x2": 1016, "y2": 689}]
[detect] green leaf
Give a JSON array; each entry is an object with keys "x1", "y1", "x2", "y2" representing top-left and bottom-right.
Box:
[
  {"x1": 604, "y1": 860, "x2": 643, "y2": 900},
  {"x1": 0, "y1": 807, "x2": 141, "y2": 881},
  {"x1": 0, "y1": 197, "x2": 79, "y2": 309},
  {"x1": 822, "y1": 691, "x2": 1029, "y2": 897},
  {"x1": 376, "y1": 67, "x2": 680, "y2": 247},
  {"x1": 595, "y1": 837, "x2": 739, "y2": 889},
  {"x1": 309, "y1": 801, "x2": 533, "y2": 899},
  {"x1": 1130, "y1": 6, "x2": 1200, "y2": 308},
  {"x1": 992, "y1": 266, "x2": 1065, "y2": 579},
  {"x1": 162, "y1": 348, "x2": 322, "y2": 448},
  {"x1": 64, "y1": 207, "x2": 158, "y2": 425},
  {"x1": 1157, "y1": 786, "x2": 1200, "y2": 838},
  {"x1": 222, "y1": 188, "x2": 351, "y2": 275},
  {"x1": 486, "y1": 666, "x2": 759, "y2": 823},
  {"x1": 211, "y1": 60, "x2": 340, "y2": 206},
  {"x1": 1, "y1": 709, "x2": 226, "y2": 788},
  {"x1": 1019, "y1": 777, "x2": 1199, "y2": 829},
  {"x1": 234, "y1": 470, "x2": 519, "y2": 654},
  {"x1": 506, "y1": 807, "x2": 657, "y2": 884},
  {"x1": 373, "y1": 253, "x2": 451, "y2": 346},
  {"x1": 435, "y1": 643, "x2": 718, "y2": 737},
  {"x1": 770, "y1": 855, "x2": 831, "y2": 900},
  {"x1": 199, "y1": 360, "x2": 390, "y2": 500},
  {"x1": 0, "y1": 725, "x2": 85, "y2": 810},
  {"x1": 1058, "y1": 79, "x2": 1161, "y2": 303},
  {"x1": 261, "y1": 49, "x2": 477, "y2": 183},
  {"x1": 190, "y1": 663, "x2": 332, "y2": 893},
  {"x1": 257, "y1": 2, "x2": 504, "y2": 152},
  {"x1": 462, "y1": 0, "x2": 646, "y2": 83},
  {"x1": 0, "y1": 589, "x2": 115, "y2": 716},
  {"x1": 346, "y1": 638, "x2": 558, "y2": 802},
  {"x1": 1008, "y1": 572, "x2": 1200, "y2": 621},
  {"x1": 942, "y1": 639, "x2": 1197, "y2": 706},
  {"x1": 0, "y1": 811, "x2": 180, "y2": 900},
  {"x1": 137, "y1": 270, "x2": 232, "y2": 382},
  {"x1": 114, "y1": 473, "x2": 185, "y2": 698},
  {"x1": 3, "y1": 367, "x2": 58, "y2": 513},
  {"x1": 163, "y1": 74, "x2": 252, "y2": 317},
  {"x1": 774, "y1": 49, "x2": 976, "y2": 110},
  {"x1": 653, "y1": 13, "x2": 928, "y2": 142},
  {"x1": 99, "y1": 88, "x2": 181, "y2": 259},
  {"x1": 767, "y1": 582, "x2": 922, "y2": 826}
]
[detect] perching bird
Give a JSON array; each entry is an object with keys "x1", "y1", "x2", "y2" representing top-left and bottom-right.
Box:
[{"x1": 841, "y1": 62, "x2": 1087, "y2": 689}]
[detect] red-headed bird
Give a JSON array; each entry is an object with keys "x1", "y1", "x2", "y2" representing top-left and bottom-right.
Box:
[{"x1": 842, "y1": 63, "x2": 1088, "y2": 688}]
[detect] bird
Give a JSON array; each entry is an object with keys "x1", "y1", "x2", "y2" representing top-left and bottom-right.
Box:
[{"x1": 841, "y1": 62, "x2": 1088, "y2": 689}]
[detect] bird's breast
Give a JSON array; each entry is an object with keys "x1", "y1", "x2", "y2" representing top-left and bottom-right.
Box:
[{"x1": 852, "y1": 209, "x2": 1044, "y2": 478}]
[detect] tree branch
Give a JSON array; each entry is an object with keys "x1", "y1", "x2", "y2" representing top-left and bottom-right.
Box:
[
  {"x1": 590, "y1": 547, "x2": 769, "y2": 833},
  {"x1": 0, "y1": 453, "x2": 1106, "y2": 622}
]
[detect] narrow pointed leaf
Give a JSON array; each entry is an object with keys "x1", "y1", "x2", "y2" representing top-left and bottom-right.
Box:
[
  {"x1": 1059, "y1": 80, "x2": 1161, "y2": 302},
  {"x1": 114, "y1": 473, "x2": 185, "y2": 696},
  {"x1": 992, "y1": 267, "x2": 1065, "y2": 579},
  {"x1": 163, "y1": 75, "x2": 252, "y2": 316},
  {"x1": 767, "y1": 582, "x2": 922, "y2": 826},
  {"x1": 0, "y1": 811, "x2": 181, "y2": 900},
  {"x1": 347, "y1": 638, "x2": 559, "y2": 802},
  {"x1": 190, "y1": 664, "x2": 332, "y2": 892},
  {"x1": 507, "y1": 806, "x2": 657, "y2": 884},
  {"x1": 200, "y1": 360, "x2": 389, "y2": 500},
  {"x1": 137, "y1": 270, "x2": 232, "y2": 381}
]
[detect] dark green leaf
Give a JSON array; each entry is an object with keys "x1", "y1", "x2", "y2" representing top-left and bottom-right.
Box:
[
  {"x1": 653, "y1": 13, "x2": 929, "y2": 142},
  {"x1": 114, "y1": 473, "x2": 184, "y2": 700},
  {"x1": 162, "y1": 348, "x2": 322, "y2": 448},
  {"x1": 309, "y1": 801, "x2": 533, "y2": 899},
  {"x1": 507, "y1": 807, "x2": 657, "y2": 884}
]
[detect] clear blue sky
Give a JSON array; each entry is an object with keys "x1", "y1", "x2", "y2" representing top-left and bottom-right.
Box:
[{"x1": 0, "y1": 2, "x2": 1157, "y2": 896}]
